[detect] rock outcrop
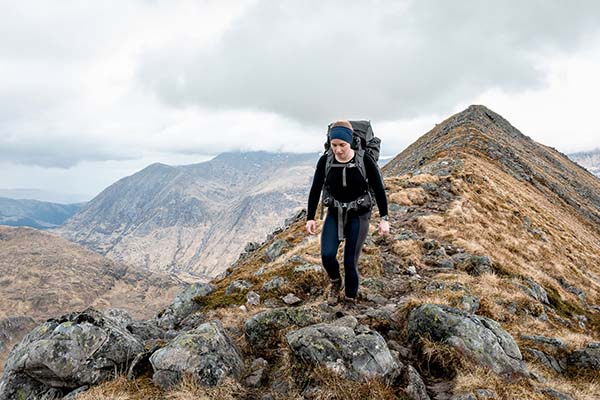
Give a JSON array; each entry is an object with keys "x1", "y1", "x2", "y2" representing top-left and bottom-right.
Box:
[
  {"x1": 408, "y1": 304, "x2": 528, "y2": 378},
  {"x1": 0, "y1": 309, "x2": 143, "y2": 399}
]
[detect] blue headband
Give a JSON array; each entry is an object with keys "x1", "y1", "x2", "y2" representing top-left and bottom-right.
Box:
[{"x1": 330, "y1": 126, "x2": 353, "y2": 144}]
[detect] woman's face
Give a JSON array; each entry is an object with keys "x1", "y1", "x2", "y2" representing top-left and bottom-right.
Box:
[{"x1": 330, "y1": 138, "x2": 352, "y2": 159}]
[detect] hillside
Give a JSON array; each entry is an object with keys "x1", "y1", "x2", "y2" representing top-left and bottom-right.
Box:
[
  {"x1": 569, "y1": 149, "x2": 600, "y2": 178},
  {"x1": 0, "y1": 226, "x2": 184, "y2": 373},
  {"x1": 57, "y1": 152, "x2": 317, "y2": 279},
  {"x1": 2, "y1": 106, "x2": 599, "y2": 400},
  {"x1": 0, "y1": 197, "x2": 82, "y2": 229}
]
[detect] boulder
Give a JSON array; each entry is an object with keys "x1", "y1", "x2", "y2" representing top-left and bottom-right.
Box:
[
  {"x1": 150, "y1": 321, "x2": 244, "y2": 389},
  {"x1": 245, "y1": 307, "x2": 323, "y2": 354},
  {"x1": 286, "y1": 316, "x2": 400, "y2": 383},
  {"x1": 567, "y1": 342, "x2": 600, "y2": 372},
  {"x1": 408, "y1": 304, "x2": 528, "y2": 378},
  {"x1": 263, "y1": 239, "x2": 289, "y2": 262},
  {"x1": 262, "y1": 276, "x2": 286, "y2": 291},
  {"x1": 0, "y1": 308, "x2": 143, "y2": 399},
  {"x1": 226, "y1": 280, "x2": 252, "y2": 295},
  {"x1": 157, "y1": 282, "x2": 215, "y2": 330}
]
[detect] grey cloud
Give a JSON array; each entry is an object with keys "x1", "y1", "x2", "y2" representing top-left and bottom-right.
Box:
[
  {"x1": 0, "y1": 139, "x2": 139, "y2": 168},
  {"x1": 138, "y1": 0, "x2": 600, "y2": 124}
]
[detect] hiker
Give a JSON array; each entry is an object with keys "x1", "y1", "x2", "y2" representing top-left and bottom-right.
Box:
[{"x1": 306, "y1": 120, "x2": 389, "y2": 307}]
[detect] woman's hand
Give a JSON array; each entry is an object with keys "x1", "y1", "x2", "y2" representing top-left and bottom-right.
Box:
[
  {"x1": 306, "y1": 220, "x2": 317, "y2": 235},
  {"x1": 378, "y1": 219, "x2": 390, "y2": 236}
]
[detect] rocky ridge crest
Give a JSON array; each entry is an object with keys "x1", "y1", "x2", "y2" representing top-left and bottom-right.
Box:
[{"x1": 2, "y1": 106, "x2": 599, "y2": 399}]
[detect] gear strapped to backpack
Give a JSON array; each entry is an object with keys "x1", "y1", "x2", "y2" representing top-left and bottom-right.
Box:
[{"x1": 320, "y1": 120, "x2": 381, "y2": 240}]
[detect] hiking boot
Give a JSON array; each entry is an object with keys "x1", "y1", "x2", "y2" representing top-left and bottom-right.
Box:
[
  {"x1": 327, "y1": 279, "x2": 343, "y2": 306},
  {"x1": 342, "y1": 295, "x2": 357, "y2": 310}
]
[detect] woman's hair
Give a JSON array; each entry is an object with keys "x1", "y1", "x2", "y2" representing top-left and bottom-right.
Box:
[{"x1": 331, "y1": 120, "x2": 353, "y2": 131}]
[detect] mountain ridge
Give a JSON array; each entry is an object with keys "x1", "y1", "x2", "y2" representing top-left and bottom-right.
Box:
[
  {"x1": 2, "y1": 107, "x2": 599, "y2": 399},
  {"x1": 57, "y1": 151, "x2": 318, "y2": 278}
]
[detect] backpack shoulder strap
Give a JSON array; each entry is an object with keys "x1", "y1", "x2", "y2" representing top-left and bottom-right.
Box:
[{"x1": 354, "y1": 149, "x2": 368, "y2": 181}]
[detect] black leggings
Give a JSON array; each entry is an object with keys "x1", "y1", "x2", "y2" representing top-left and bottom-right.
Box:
[{"x1": 321, "y1": 209, "x2": 371, "y2": 298}]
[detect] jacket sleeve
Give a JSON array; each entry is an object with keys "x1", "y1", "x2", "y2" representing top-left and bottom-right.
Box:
[
  {"x1": 307, "y1": 155, "x2": 327, "y2": 220},
  {"x1": 365, "y1": 155, "x2": 388, "y2": 217}
]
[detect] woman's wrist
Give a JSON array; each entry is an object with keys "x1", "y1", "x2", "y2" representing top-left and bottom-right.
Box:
[{"x1": 380, "y1": 215, "x2": 389, "y2": 222}]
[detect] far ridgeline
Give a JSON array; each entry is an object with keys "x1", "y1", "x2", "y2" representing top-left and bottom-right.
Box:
[{"x1": 1, "y1": 105, "x2": 599, "y2": 400}]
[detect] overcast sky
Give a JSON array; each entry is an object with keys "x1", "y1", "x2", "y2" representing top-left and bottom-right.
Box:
[{"x1": 1, "y1": 0, "x2": 600, "y2": 202}]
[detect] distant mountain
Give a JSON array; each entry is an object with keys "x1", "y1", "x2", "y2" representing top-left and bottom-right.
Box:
[
  {"x1": 57, "y1": 151, "x2": 318, "y2": 278},
  {"x1": 0, "y1": 188, "x2": 90, "y2": 204},
  {"x1": 0, "y1": 197, "x2": 83, "y2": 229},
  {"x1": 568, "y1": 148, "x2": 600, "y2": 177}
]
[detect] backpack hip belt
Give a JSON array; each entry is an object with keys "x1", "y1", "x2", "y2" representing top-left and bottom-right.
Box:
[{"x1": 332, "y1": 194, "x2": 370, "y2": 240}]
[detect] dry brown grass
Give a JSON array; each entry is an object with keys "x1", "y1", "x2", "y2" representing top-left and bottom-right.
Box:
[
  {"x1": 76, "y1": 376, "x2": 162, "y2": 400},
  {"x1": 389, "y1": 187, "x2": 427, "y2": 206}
]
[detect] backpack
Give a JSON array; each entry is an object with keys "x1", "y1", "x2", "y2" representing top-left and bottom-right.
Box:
[{"x1": 320, "y1": 121, "x2": 382, "y2": 238}]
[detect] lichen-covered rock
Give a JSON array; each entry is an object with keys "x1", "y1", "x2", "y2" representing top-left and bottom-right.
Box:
[
  {"x1": 0, "y1": 308, "x2": 144, "y2": 399},
  {"x1": 225, "y1": 279, "x2": 252, "y2": 295},
  {"x1": 157, "y1": 282, "x2": 215, "y2": 330},
  {"x1": 263, "y1": 239, "x2": 289, "y2": 262},
  {"x1": 244, "y1": 307, "x2": 322, "y2": 353},
  {"x1": 567, "y1": 342, "x2": 600, "y2": 371},
  {"x1": 150, "y1": 320, "x2": 243, "y2": 389},
  {"x1": 408, "y1": 304, "x2": 528, "y2": 378},
  {"x1": 404, "y1": 365, "x2": 430, "y2": 400},
  {"x1": 262, "y1": 276, "x2": 286, "y2": 291},
  {"x1": 103, "y1": 308, "x2": 133, "y2": 329},
  {"x1": 286, "y1": 316, "x2": 400, "y2": 383}
]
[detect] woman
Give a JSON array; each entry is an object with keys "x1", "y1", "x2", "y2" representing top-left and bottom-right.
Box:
[{"x1": 306, "y1": 120, "x2": 390, "y2": 307}]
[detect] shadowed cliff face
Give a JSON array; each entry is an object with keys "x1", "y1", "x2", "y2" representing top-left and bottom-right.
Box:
[
  {"x1": 3, "y1": 106, "x2": 600, "y2": 399},
  {"x1": 56, "y1": 152, "x2": 318, "y2": 279}
]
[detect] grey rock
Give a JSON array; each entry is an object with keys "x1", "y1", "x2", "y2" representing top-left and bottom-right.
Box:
[
  {"x1": 475, "y1": 388, "x2": 498, "y2": 399},
  {"x1": 466, "y1": 255, "x2": 493, "y2": 276},
  {"x1": 245, "y1": 358, "x2": 268, "y2": 388},
  {"x1": 226, "y1": 279, "x2": 252, "y2": 295},
  {"x1": 282, "y1": 293, "x2": 302, "y2": 305},
  {"x1": 103, "y1": 308, "x2": 133, "y2": 329},
  {"x1": 293, "y1": 264, "x2": 322, "y2": 273},
  {"x1": 559, "y1": 278, "x2": 586, "y2": 300},
  {"x1": 520, "y1": 335, "x2": 566, "y2": 350},
  {"x1": 395, "y1": 230, "x2": 418, "y2": 240},
  {"x1": 525, "y1": 348, "x2": 564, "y2": 374},
  {"x1": 262, "y1": 276, "x2": 286, "y2": 291},
  {"x1": 404, "y1": 365, "x2": 430, "y2": 400},
  {"x1": 157, "y1": 282, "x2": 215, "y2": 330},
  {"x1": 244, "y1": 307, "x2": 322, "y2": 353},
  {"x1": 286, "y1": 317, "x2": 399, "y2": 383},
  {"x1": 254, "y1": 266, "x2": 268, "y2": 276},
  {"x1": 541, "y1": 388, "x2": 575, "y2": 400},
  {"x1": 362, "y1": 277, "x2": 385, "y2": 291},
  {"x1": 127, "y1": 319, "x2": 165, "y2": 341},
  {"x1": 460, "y1": 295, "x2": 480, "y2": 313},
  {"x1": 408, "y1": 304, "x2": 528, "y2": 378},
  {"x1": 0, "y1": 372, "x2": 56, "y2": 400},
  {"x1": 150, "y1": 321, "x2": 243, "y2": 389},
  {"x1": 521, "y1": 278, "x2": 549, "y2": 304},
  {"x1": 451, "y1": 394, "x2": 476, "y2": 400},
  {"x1": 0, "y1": 308, "x2": 144, "y2": 398},
  {"x1": 406, "y1": 265, "x2": 418, "y2": 275},
  {"x1": 567, "y1": 342, "x2": 600, "y2": 371},
  {"x1": 246, "y1": 291, "x2": 261, "y2": 306},
  {"x1": 263, "y1": 239, "x2": 289, "y2": 262}
]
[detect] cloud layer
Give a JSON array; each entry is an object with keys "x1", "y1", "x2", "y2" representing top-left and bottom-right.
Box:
[{"x1": 1, "y1": 0, "x2": 600, "y2": 176}]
